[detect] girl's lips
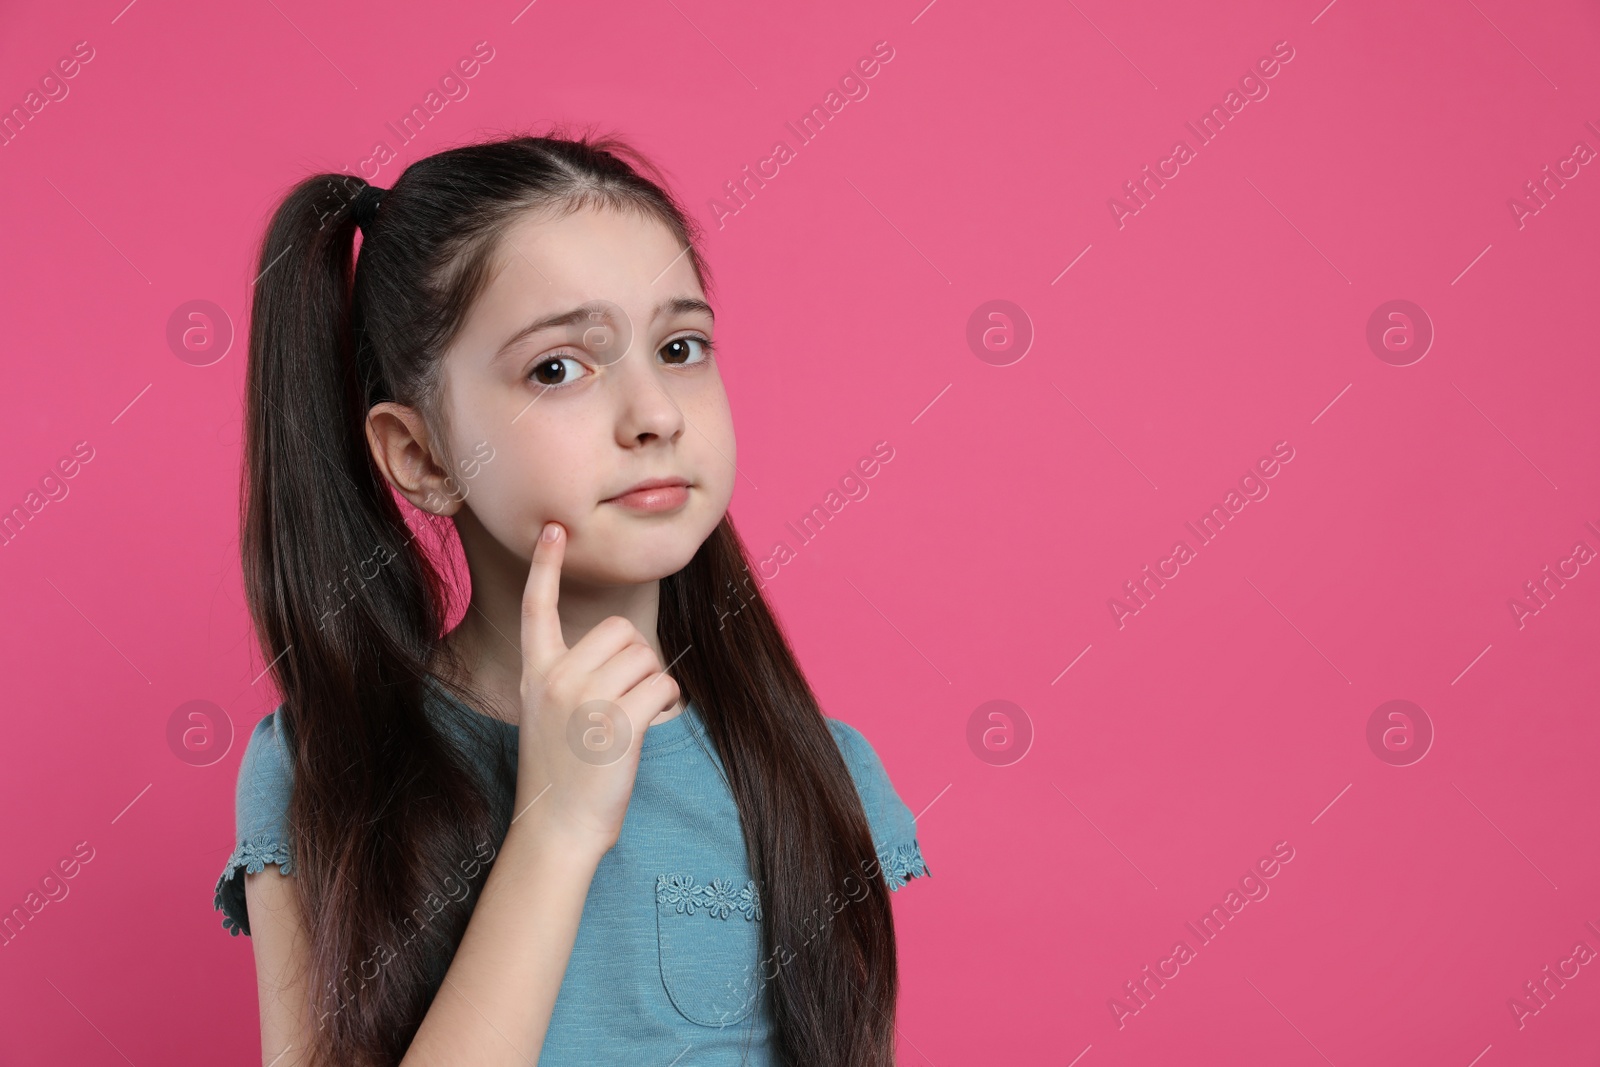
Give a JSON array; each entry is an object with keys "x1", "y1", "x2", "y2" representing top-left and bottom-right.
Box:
[{"x1": 604, "y1": 484, "x2": 689, "y2": 512}]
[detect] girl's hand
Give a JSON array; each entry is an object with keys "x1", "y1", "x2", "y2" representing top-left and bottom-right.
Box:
[{"x1": 512, "y1": 521, "x2": 681, "y2": 851}]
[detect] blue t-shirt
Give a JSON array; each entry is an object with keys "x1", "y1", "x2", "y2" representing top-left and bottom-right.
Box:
[{"x1": 213, "y1": 678, "x2": 930, "y2": 1064}]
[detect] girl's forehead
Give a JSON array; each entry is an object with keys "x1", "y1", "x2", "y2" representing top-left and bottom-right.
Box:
[{"x1": 492, "y1": 204, "x2": 687, "y2": 287}]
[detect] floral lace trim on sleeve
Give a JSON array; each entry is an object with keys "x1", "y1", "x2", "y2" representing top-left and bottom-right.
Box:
[
  {"x1": 213, "y1": 840, "x2": 294, "y2": 936},
  {"x1": 878, "y1": 839, "x2": 930, "y2": 892}
]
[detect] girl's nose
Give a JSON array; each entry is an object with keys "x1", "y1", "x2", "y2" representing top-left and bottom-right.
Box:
[{"x1": 612, "y1": 348, "x2": 686, "y2": 446}]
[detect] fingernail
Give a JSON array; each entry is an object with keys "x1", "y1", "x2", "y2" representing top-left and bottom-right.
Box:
[{"x1": 542, "y1": 523, "x2": 560, "y2": 542}]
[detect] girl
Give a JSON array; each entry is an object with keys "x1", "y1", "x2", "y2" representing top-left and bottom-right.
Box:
[{"x1": 212, "y1": 129, "x2": 930, "y2": 1067}]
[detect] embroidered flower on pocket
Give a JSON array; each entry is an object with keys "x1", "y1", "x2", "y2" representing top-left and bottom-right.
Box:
[
  {"x1": 704, "y1": 877, "x2": 737, "y2": 919},
  {"x1": 736, "y1": 880, "x2": 762, "y2": 922},
  {"x1": 655, "y1": 872, "x2": 762, "y2": 921},
  {"x1": 657, "y1": 872, "x2": 700, "y2": 915}
]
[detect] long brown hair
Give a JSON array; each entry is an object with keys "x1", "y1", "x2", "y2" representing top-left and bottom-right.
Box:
[{"x1": 240, "y1": 126, "x2": 899, "y2": 1066}]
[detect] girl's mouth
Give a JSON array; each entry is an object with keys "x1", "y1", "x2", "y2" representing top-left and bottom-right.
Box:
[{"x1": 603, "y1": 482, "x2": 690, "y2": 512}]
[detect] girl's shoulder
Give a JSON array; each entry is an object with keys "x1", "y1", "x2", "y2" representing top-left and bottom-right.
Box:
[
  {"x1": 824, "y1": 717, "x2": 931, "y2": 892},
  {"x1": 213, "y1": 708, "x2": 295, "y2": 936}
]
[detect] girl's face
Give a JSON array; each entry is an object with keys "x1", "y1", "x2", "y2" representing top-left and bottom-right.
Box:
[{"x1": 404, "y1": 204, "x2": 735, "y2": 587}]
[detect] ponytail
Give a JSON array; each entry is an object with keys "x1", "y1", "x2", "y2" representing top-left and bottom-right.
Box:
[{"x1": 243, "y1": 170, "x2": 513, "y2": 1066}]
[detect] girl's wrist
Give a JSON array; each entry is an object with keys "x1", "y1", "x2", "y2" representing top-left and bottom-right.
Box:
[{"x1": 506, "y1": 802, "x2": 615, "y2": 867}]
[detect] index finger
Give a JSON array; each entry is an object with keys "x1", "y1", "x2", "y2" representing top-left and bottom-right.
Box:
[{"x1": 520, "y1": 521, "x2": 569, "y2": 668}]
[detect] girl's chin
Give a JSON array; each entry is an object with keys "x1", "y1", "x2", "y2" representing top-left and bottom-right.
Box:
[{"x1": 550, "y1": 539, "x2": 703, "y2": 586}]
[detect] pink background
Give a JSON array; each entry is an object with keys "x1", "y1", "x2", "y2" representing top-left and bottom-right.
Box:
[{"x1": 2, "y1": 0, "x2": 1598, "y2": 1062}]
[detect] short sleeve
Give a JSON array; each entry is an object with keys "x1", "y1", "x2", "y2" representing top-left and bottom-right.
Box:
[
  {"x1": 826, "y1": 718, "x2": 930, "y2": 892},
  {"x1": 212, "y1": 708, "x2": 296, "y2": 937}
]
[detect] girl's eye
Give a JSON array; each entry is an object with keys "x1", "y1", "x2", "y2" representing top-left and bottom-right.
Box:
[
  {"x1": 661, "y1": 335, "x2": 716, "y2": 366},
  {"x1": 528, "y1": 354, "x2": 587, "y2": 389},
  {"x1": 528, "y1": 336, "x2": 714, "y2": 389}
]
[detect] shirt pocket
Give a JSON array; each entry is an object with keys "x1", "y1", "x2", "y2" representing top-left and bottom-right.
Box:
[{"x1": 655, "y1": 871, "x2": 765, "y2": 1028}]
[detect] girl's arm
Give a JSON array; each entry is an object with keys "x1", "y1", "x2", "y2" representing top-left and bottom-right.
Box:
[
  {"x1": 401, "y1": 810, "x2": 608, "y2": 1065},
  {"x1": 243, "y1": 865, "x2": 316, "y2": 1066},
  {"x1": 246, "y1": 808, "x2": 611, "y2": 1067}
]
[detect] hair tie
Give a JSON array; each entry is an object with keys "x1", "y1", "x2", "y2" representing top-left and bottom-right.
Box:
[{"x1": 352, "y1": 184, "x2": 387, "y2": 231}]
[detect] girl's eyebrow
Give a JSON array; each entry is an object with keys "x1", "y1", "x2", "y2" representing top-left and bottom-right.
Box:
[{"x1": 493, "y1": 297, "x2": 714, "y2": 362}]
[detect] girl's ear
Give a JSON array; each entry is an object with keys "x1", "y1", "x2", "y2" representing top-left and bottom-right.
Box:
[{"x1": 365, "y1": 402, "x2": 463, "y2": 516}]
